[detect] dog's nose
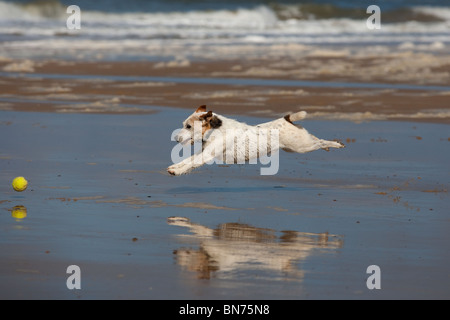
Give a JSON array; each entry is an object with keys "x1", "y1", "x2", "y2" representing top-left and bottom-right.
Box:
[{"x1": 175, "y1": 134, "x2": 182, "y2": 143}]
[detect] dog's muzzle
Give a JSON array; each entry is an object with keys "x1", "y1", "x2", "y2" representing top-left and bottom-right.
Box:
[{"x1": 175, "y1": 130, "x2": 193, "y2": 145}]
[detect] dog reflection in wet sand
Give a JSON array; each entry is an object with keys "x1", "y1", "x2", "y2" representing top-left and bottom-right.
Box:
[{"x1": 168, "y1": 217, "x2": 343, "y2": 280}]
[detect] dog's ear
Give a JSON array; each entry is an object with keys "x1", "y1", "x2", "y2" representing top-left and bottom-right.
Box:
[
  {"x1": 195, "y1": 105, "x2": 207, "y2": 113},
  {"x1": 199, "y1": 110, "x2": 213, "y2": 119}
]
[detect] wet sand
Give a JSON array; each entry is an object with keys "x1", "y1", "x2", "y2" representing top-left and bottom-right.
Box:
[
  {"x1": 0, "y1": 58, "x2": 449, "y2": 123},
  {"x1": 0, "y1": 57, "x2": 449, "y2": 300}
]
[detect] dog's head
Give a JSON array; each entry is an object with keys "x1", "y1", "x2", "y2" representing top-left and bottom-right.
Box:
[{"x1": 175, "y1": 105, "x2": 222, "y2": 144}]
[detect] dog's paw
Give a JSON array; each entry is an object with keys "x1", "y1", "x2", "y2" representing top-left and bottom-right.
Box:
[
  {"x1": 167, "y1": 165, "x2": 184, "y2": 176},
  {"x1": 167, "y1": 166, "x2": 177, "y2": 176},
  {"x1": 333, "y1": 139, "x2": 346, "y2": 148}
]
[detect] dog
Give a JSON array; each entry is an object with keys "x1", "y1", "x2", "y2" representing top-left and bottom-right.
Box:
[{"x1": 167, "y1": 105, "x2": 344, "y2": 176}]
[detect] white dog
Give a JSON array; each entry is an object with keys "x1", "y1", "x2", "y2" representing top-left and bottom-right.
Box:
[{"x1": 167, "y1": 105, "x2": 344, "y2": 176}]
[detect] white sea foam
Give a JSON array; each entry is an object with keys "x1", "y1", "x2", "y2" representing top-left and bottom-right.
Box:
[{"x1": 0, "y1": 1, "x2": 449, "y2": 60}]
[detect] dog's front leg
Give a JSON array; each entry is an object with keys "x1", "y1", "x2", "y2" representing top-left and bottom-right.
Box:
[
  {"x1": 167, "y1": 155, "x2": 195, "y2": 175},
  {"x1": 167, "y1": 151, "x2": 215, "y2": 176}
]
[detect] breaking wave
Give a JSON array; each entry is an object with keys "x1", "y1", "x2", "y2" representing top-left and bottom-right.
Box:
[{"x1": 0, "y1": 0, "x2": 449, "y2": 60}]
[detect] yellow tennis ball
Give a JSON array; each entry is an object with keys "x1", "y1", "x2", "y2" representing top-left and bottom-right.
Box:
[
  {"x1": 11, "y1": 205, "x2": 27, "y2": 220},
  {"x1": 12, "y1": 176, "x2": 28, "y2": 192}
]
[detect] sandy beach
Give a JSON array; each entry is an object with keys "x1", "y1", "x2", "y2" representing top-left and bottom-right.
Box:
[
  {"x1": 1, "y1": 58, "x2": 449, "y2": 123},
  {"x1": 1, "y1": 0, "x2": 449, "y2": 301},
  {"x1": 1, "y1": 57, "x2": 449, "y2": 299}
]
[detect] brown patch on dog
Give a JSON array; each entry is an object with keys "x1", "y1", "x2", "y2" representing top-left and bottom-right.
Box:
[
  {"x1": 199, "y1": 110, "x2": 213, "y2": 120},
  {"x1": 199, "y1": 110, "x2": 222, "y2": 135},
  {"x1": 209, "y1": 115, "x2": 222, "y2": 129},
  {"x1": 284, "y1": 113, "x2": 303, "y2": 129}
]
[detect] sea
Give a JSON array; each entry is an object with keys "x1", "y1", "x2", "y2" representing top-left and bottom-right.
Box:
[{"x1": 0, "y1": 0, "x2": 449, "y2": 60}]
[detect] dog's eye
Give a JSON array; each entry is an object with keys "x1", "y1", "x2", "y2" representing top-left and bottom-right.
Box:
[{"x1": 186, "y1": 124, "x2": 191, "y2": 129}]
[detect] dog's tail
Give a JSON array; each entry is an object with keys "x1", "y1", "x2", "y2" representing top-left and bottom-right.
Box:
[{"x1": 285, "y1": 111, "x2": 307, "y2": 123}]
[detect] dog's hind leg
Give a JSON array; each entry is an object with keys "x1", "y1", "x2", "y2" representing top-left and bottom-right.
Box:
[
  {"x1": 280, "y1": 125, "x2": 345, "y2": 154},
  {"x1": 318, "y1": 139, "x2": 345, "y2": 152}
]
